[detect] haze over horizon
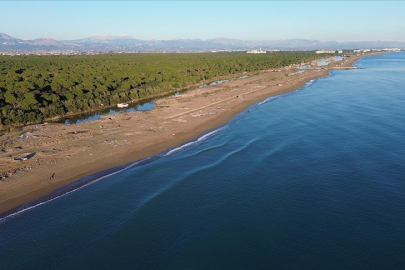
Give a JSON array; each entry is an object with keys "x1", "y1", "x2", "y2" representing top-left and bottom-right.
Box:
[{"x1": 2, "y1": 1, "x2": 404, "y2": 42}]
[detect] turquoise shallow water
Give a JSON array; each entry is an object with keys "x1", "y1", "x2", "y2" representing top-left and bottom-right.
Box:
[{"x1": 1, "y1": 53, "x2": 405, "y2": 269}]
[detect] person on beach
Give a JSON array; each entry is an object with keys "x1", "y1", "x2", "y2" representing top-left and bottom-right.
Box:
[{"x1": 50, "y1": 173, "x2": 55, "y2": 180}]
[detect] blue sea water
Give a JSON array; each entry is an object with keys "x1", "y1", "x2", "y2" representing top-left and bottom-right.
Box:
[{"x1": 1, "y1": 53, "x2": 405, "y2": 269}]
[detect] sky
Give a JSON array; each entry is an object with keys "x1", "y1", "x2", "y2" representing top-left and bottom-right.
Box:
[{"x1": 1, "y1": 1, "x2": 405, "y2": 41}]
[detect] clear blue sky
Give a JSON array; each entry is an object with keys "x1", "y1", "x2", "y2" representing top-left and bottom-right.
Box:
[{"x1": 1, "y1": 1, "x2": 404, "y2": 41}]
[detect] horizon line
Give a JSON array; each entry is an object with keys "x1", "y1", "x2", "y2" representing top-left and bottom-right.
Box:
[{"x1": 2, "y1": 32, "x2": 405, "y2": 43}]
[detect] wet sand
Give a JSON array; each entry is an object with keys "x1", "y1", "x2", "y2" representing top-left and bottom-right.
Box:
[{"x1": 0, "y1": 53, "x2": 372, "y2": 215}]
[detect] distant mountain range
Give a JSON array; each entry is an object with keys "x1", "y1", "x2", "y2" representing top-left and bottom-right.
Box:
[{"x1": 1, "y1": 33, "x2": 404, "y2": 52}]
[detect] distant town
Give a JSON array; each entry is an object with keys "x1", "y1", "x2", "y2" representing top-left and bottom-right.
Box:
[
  {"x1": 1, "y1": 32, "x2": 404, "y2": 56},
  {"x1": 0, "y1": 47, "x2": 402, "y2": 57}
]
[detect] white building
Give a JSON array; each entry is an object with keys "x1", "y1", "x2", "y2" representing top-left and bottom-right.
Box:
[
  {"x1": 316, "y1": 50, "x2": 343, "y2": 54},
  {"x1": 247, "y1": 48, "x2": 266, "y2": 54}
]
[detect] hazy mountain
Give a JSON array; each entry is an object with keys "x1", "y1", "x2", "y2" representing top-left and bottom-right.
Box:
[
  {"x1": 1, "y1": 33, "x2": 404, "y2": 52},
  {"x1": 0, "y1": 33, "x2": 16, "y2": 41},
  {"x1": 0, "y1": 33, "x2": 76, "y2": 50}
]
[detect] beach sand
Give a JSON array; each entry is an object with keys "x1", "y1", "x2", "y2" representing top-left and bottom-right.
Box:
[{"x1": 0, "y1": 53, "x2": 371, "y2": 215}]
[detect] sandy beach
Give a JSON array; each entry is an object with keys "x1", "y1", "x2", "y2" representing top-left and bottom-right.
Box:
[{"x1": 0, "y1": 53, "x2": 371, "y2": 215}]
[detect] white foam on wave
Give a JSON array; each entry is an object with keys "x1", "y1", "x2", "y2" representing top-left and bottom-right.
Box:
[
  {"x1": 0, "y1": 158, "x2": 150, "y2": 224},
  {"x1": 258, "y1": 79, "x2": 317, "y2": 107},
  {"x1": 164, "y1": 126, "x2": 226, "y2": 157},
  {"x1": 136, "y1": 138, "x2": 256, "y2": 213},
  {"x1": 303, "y1": 79, "x2": 315, "y2": 88},
  {"x1": 235, "y1": 108, "x2": 254, "y2": 124},
  {"x1": 258, "y1": 96, "x2": 279, "y2": 106}
]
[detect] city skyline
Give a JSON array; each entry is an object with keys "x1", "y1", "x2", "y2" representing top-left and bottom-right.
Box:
[{"x1": 1, "y1": 1, "x2": 404, "y2": 42}]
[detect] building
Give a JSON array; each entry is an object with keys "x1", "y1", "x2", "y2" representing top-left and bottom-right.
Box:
[
  {"x1": 247, "y1": 48, "x2": 266, "y2": 54},
  {"x1": 316, "y1": 50, "x2": 343, "y2": 54}
]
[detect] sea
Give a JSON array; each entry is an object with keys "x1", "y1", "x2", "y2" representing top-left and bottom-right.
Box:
[{"x1": 1, "y1": 52, "x2": 405, "y2": 269}]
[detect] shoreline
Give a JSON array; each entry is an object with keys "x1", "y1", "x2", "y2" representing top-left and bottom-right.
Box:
[{"x1": 0, "y1": 53, "x2": 378, "y2": 217}]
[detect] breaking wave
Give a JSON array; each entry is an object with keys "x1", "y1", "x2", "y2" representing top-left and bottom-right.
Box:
[{"x1": 164, "y1": 126, "x2": 227, "y2": 156}]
